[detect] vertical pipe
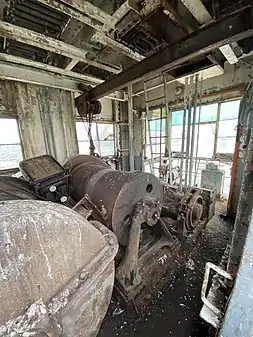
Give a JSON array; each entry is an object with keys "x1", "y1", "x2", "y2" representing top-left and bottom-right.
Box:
[
  {"x1": 113, "y1": 100, "x2": 119, "y2": 158},
  {"x1": 184, "y1": 76, "x2": 194, "y2": 187},
  {"x1": 163, "y1": 74, "x2": 172, "y2": 184},
  {"x1": 128, "y1": 85, "x2": 135, "y2": 170},
  {"x1": 213, "y1": 102, "x2": 221, "y2": 159},
  {"x1": 144, "y1": 81, "x2": 154, "y2": 174},
  {"x1": 159, "y1": 107, "x2": 162, "y2": 178},
  {"x1": 194, "y1": 77, "x2": 203, "y2": 185},
  {"x1": 189, "y1": 74, "x2": 199, "y2": 187},
  {"x1": 179, "y1": 78, "x2": 188, "y2": 191}
]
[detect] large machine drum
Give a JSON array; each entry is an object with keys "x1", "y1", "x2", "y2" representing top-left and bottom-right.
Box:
[
  {"x1": 0, "y1": 200, "x2": 118, "y2": 337},
  {"x1": 65, "y1": 155, "x2": 163, "y2": 244}
]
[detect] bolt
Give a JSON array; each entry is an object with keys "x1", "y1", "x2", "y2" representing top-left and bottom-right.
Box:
[
  {"x1": 49, "y1": 185, "x2": 56, "y2": 192},
  {"x1": 79, "y1": 271, "x2": 89, "y2": 281},
  {"x1": 60, "y1": 196, "x2": 68, "y2": 203}
]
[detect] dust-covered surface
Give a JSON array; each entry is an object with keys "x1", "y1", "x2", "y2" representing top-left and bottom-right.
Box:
[{"x1": 98, "y1": 201, "x2": 233, "y2": 337}]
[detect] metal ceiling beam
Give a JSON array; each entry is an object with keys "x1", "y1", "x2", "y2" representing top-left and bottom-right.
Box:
[
  {"x1": 0, "y1": 20, "x2": 121, "y2": 74},
  {"x1": 0, "y1": 56, "x2": 126, "y2": 101},
  {"x1": 180, "y1": 0, "x2": 212, "y2": 24},
  {"x1": 86, "y1": 7, "x2": 253, "y2": 100},
  {"x1": 181, "y1": 0, "x2": 239, "y2": 64},
  {"x1": 59, "y1": 0, "x2": 116, "y2": 29},
  {"x1": 0, "y1": 53, "x2": 103, "y2": 84},
  {"x1": 91, "y1": 32, "x2": 144, "y2": 61},
  {"x1": 36, "y1": 0, "x2": 144, "y2": 61},
  {"x1": 36, "y1": 0, "x2": 105, "y2": 31}
]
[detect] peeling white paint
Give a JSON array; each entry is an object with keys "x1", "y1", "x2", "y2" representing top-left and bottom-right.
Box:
[{"x1": 31, "y1": 218, "x2": 53, "y2": 280}]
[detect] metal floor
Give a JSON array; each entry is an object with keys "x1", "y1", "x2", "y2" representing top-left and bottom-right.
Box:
[{"x1": 98, "y1": 201, "x2": 233, "y2": 337}]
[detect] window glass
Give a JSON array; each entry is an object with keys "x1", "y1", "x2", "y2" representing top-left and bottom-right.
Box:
[
  {"x1": 220, "y1": 100, "x2": 240, "y2": 121},
  {"x1": 218, "y1": 119, "x2": 238, "y2": 137},
  {"x1": 0, "y1": 118, "x2": 22, "y2": 169},
  {"x1": 171, "y1": 125, "x2": 183, "y2": 139},
  {"x1": 195, "y1": 123, "x2": 216, "y2": 158},
  {"x1": 76, "y1": 122, "x2": 114, "y2": 156},
  {"x1": 217, "y1": 137, "x2": 236, "y2": 154},
  {"x1": 0, "y1": 119, "x2": 21, "y2": 144},
  {"x1": 200, "y1": 103, "x2": 218, "y2": 123},
  {"x1": 172, "y1": 110, "x2": 184, "y2": 125},
  {"x1": 149, "y1": 118, "x2": 166, "y2": 131},
  {"x1": 171, "y1": 138, "x2": 182, "y2": 152}
]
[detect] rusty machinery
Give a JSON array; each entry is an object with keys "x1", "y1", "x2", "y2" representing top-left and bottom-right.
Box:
[
  {"x1": 0, "y1": 154, "x2": 215, "y2": 331},
  {"x1": 0, "y1": 200, "x2": 118, "y2": 337},
  {"x1": 64, "y1": 155, "x2": 215, "y2": 306}
]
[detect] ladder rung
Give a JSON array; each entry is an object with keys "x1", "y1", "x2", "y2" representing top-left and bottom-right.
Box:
[{"x1": 150, "y1": 136, "x2": 167, "y2": 138}]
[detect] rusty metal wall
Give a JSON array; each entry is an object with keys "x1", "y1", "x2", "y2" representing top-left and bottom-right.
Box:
[{"x1": 0, "y1": 80, "x2": 78, "y2": 163}]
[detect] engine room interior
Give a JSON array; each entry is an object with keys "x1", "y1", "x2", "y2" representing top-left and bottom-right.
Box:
[{"x1": 0, "y1": 0, "x2": 253, "y2": 336}]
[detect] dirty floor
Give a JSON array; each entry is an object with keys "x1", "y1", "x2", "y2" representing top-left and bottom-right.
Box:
[{"x1": 98, "y1": 201, "x2": 233, "y2": 337}]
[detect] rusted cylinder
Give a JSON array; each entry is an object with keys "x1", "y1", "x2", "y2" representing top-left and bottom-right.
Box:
[
  {"x1": 65, "y1": 155, "x2": 163, "y2": 244},
  {"x1": 0, "y1": 200, "x2": 118, "y2": 337}
]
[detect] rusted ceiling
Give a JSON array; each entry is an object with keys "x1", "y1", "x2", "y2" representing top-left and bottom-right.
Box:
[{"x1": 0, "y1": 0, "x2": 252, "y2": 83}]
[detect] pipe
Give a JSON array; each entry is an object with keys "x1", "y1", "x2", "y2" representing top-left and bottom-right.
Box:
[
  {"x1": 179, "y1": 78, "x2": 189, "y2": 191},
  {"x1": 189, "y1": 74, "x2": 199, "y2": 186},
  {"x1": 128, "y1": 85, "x2": 135, "y2": 170},
  {"x1": 163, "y1": 74, "x2": 173, "y2": 185},
  {"x1": 144, "y1": 81, "x2": 155, "y2": 174},
  {"x1": 194, "y1": 77, "x2": 203, "y2": 185},
  {"x1": 184, "y1": 76, "x2": 194, "y2": 187}
]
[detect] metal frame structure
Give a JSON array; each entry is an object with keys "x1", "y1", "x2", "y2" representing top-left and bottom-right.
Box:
[{"x1": 87, "y1": 6, "x2": 253, "y2": 100}]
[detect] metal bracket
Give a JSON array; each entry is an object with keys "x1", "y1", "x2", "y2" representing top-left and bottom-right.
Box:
[{"x1": 201, "y1": 262, "x2": 233, "y2": 317}]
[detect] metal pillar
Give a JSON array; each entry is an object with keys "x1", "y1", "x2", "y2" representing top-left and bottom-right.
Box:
[
  {"x1": 227, "y1": 81, "x2": 253, "y2": 278},
  {"x1": 219, "y1": 202, "x2": 253, "y2": 336}
]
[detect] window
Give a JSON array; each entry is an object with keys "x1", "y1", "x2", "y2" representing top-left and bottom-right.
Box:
[
  {"x1": 0, "y1": 118, "x2": 22, "y2": 169},
  {"x1": 75, "y1": 121, "x2": 115, "y2": 156},
  {"x1": 217, "y1": 100, "x2": 239, "y2": 154}
]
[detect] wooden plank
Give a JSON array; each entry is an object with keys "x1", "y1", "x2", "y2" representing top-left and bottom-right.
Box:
[
  {"x1": 0, "y1": 20, "x2": 121, "y2": 73},
  {"x1": 0, "y1": 61, "x2": 81, "y2": 92},
  {"x1": 0, "y1": 53, "x2": 103, "y2": 84}
]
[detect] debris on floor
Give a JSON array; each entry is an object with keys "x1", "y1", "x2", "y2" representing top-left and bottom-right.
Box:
[{"x1": 98, "y1": 202, "x2": 233, "y2": 337}]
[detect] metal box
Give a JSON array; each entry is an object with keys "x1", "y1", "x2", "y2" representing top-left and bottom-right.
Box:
[{"x1": 201, "y1": 167, "x2": 225, "y2": 198}]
